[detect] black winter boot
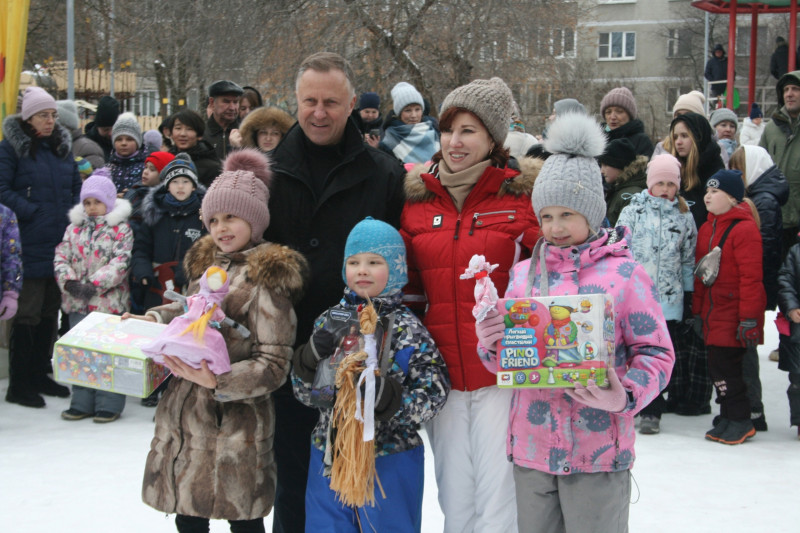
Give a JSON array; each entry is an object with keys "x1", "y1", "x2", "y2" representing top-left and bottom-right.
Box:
[
  {"x1": 705, "y1": 418, "x2": 729, "y2": 442},
  {"x1": 32, "y1": 317, "x2": 69, "y2": 397},
  {"x1": 5, "y1": 324, "x2": 46, "y2": 408},
  {"x1": 717, "y1": 419, "x2": 756, "y2": 445}
]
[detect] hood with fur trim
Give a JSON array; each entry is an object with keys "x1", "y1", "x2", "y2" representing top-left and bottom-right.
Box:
[
  {"x1": 238, "y1": 107, "x2": 296, "y2": 151},
  {"x1": 68, "y1": 198, "x2": 132, "y2": 226},
  {"x1": 1, "y1": 114, "x2": 72, "y2": 159},
  {"x1": 403, "y1": 158, "x2": 541, "y2": 203},
  {"x1": 183, "y1": 234, "x2": 308, "y2": 305},
  {"x1": 611, "y1": 154, "x2": 649, "y2": 191}
]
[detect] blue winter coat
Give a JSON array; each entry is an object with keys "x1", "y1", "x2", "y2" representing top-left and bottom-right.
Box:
[
  {"x1": 0, "y1": 116, "x2": 81, "y2": 278},
  {"x1": 617, "y1": 191, "x2": 697, "y2": 321}
]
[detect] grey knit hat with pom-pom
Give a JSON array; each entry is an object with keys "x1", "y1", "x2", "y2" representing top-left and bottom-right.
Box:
[
  {"x1": 440, "y1": 77, "x2": 514, "y2": 144},
  {"x1": 532, "y1": 113, "x2": 607, "y2": 231},
  {"x1": 202, "y1": 148, "x2": 272, "y2": 243}
]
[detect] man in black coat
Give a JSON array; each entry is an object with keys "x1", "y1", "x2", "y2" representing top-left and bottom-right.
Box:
[
  {"x1": 705, "y1": 44, "x2": 729, "y2": 97},
  {"x1": 84, "y1": 95, "x2": 119, "y2": 162},
  {"x1": 263, "y1": 52, "x2": 405, "y2": 533},
  {"x1": 205, "y1": 80, "x2": 243, "y2": 161}
]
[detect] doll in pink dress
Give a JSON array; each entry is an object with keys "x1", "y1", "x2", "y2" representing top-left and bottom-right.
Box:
[{"x1": 142, "y1": 266, "x2": 231, "y2": 374}]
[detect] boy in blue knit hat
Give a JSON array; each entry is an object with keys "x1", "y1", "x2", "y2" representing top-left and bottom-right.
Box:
[{"x1": 291, "y1": 217, "x2": 450, "y2": 532}]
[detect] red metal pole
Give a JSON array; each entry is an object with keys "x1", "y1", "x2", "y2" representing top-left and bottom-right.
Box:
[
  {"x1": 727, "y1": 0, "x2": 737, "y2": 109},
  {"x1": 791, "y1": 0, "x2": 798, "y2": 73},
  {"x1": 749, "y1": 10, "x2": 758, "y2": 114}
]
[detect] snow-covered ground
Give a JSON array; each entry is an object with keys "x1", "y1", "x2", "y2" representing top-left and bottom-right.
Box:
[{"x1": 1, "y1": 312, "x2": 797, "y2": 532}]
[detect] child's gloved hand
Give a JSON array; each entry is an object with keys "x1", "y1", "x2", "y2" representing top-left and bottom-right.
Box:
[
  {"x1": 0, "y1": 291, "x2": 19, "y2": 321},
  {"x1": 77, "y1": 282, "x2": 97, "y2": 300},
  {"x1": 310, "y1": 329, "x2": 336, "y2": 361},
  {"x1": 692, "y1": 314, "x2": 703, "y2": 338},
  {"x1": 360, "y1": 375, "x2": 402, "y2": 420},
  {"x1": 566, "y1": 369, "x2": 628, "y2": 413},
  {"x1": 64, "y1": 280, "x2": 84, "y2": 298},
  {"x1": 475, "y1": 309, "x2": 505, "y2": 352},
  {"x1": 736, "y1": 319, "x2": 759, "y2": 347}
]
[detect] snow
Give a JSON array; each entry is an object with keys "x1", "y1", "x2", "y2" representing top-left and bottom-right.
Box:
[{"x1": 1, "y1": 313, "x2": 798, "y2": 532}]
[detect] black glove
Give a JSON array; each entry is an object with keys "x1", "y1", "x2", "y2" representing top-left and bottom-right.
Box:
[
  {"x1": 78, "y1": 282, "x2": 97, "y2": 300},
  {"x1": 64, "y1": 280, "x2": 83, "y2": 298},
  {"x1": 360, "y1": 375, "x2": 402, "y2": 421},
  {"x1": 736, "y1": 319, "x2": 759, "y2": 348},
  {"x1": 683, "y1": 292, "x2": 694, "y2": 322},
  {"x1": 692, "y1": 314, "x2": 703, "y2": 339},
  {"x1": 310, "y1": 328, "x2": 336, "y2": 361}
]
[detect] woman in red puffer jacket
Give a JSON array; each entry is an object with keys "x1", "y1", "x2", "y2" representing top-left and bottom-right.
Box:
[{"x1": 400, "y1": 77, "x2": 539, "y2": 533}]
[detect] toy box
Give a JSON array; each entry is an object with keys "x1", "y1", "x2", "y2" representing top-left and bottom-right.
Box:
[
  {"x1": 53, "y1": 312, "x2": 170, "y2": 398},
  {"x1": 494, "y1": 294, "x2": 614, "y2": 388}
]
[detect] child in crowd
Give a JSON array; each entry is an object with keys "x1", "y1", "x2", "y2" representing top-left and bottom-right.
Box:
[
  {"x1": 128, "y1": 148, "x2": 308, "y2": 533},
  {"x1": 693, "y1": 169, "x2": 766, "y2": 445},
  {"x1": 729, "y1": 145, "x2": 789, "y2": 431},
  {"x1": 739, "y1": 103, "x2": 765, "y2": 146},
  {"x1": 777, "y1": 233, "x2": 800, "y2": 438},
  {"x1": 132, "y1": 153, "x2": 206, "y2": 312},
  {"x1": 107, "y1": 112, "x2": 150, "y2": 195},
  {"x1": 0, "y1": 202, "x2": 22, "y2": 322},
  {"x1": 124, "y1": 151, "x2": 175, "y2": 230},
  {"x1": 54, "y1": 171, "x2": 133, "y2": 423},
  {"x1": 710, "y1": 107, "x2": 739, "y2": 163},
  {"x1": 292, "y1": 217, "x2": 449, "y2": 532},
  {"x1": 598, "y1": 137, "x2": 649, "y2": 226},
  {"x1": 475, "y1": 113, "x2": 674, "y2": 533},
  {"x1": 617, "y1": 154, "x2": 697, "y2": 435}
]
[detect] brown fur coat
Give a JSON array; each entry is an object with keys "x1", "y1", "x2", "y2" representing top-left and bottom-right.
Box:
[{"x1": 142, "y1": 235, "x2": 308, "y2": 520}]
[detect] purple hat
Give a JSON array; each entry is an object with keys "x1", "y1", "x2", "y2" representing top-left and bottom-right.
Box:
[
  {"x1": 21, "y1": 87, "x2": 57, "y2": 121},
  {"x1": 80, "y1": 170, "x2": 117, "y2": 213}
]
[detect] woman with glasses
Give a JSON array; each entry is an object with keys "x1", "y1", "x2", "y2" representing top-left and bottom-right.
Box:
[{"x1": 0, "y1": 87, "x2": 82, "y2": 408}]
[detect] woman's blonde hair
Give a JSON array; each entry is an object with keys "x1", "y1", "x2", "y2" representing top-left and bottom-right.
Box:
[{"x1": 666, "y1": 125, "x2": 702, "y2": 191}]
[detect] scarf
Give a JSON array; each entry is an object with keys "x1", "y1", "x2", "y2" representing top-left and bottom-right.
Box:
[
  {"x1": 380, "y1": 119, "x2": 440, "y2": 164},
  {"x1": 438, "y1": 159, "x2": 491, "y2": 212}
]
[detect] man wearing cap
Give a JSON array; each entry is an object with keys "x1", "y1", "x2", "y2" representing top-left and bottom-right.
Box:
[
  {"x1": 84, "y1": 95, "x2": 120, "y2": 161},
  {"x1": 206, "y1": 80, "x2": 243, "y2": 160},
  {"x1": 760, "y1": 70, "x2": 800, "y2": 255},
  {"x1": 263, "y1": 51, "x2": 405, "y2": 533}
]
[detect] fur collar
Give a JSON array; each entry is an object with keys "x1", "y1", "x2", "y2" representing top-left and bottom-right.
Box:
[
  {"x1": 613, "y1": 155, "x2": 649, "y2": 189},
  {"x1": 404, "y1": 158, "x2": 541, "y2": 203},
  {"x1": 184, "y1": 235, "x2": 309, "y2": 304},
  {"x1": 68, "y1": 198, "x2": 133, "y2": 226},
  {"x1": 1, "y1": 114, "x2": 72, "y2": 159}
]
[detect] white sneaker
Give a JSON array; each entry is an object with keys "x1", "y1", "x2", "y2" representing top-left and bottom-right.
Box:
[{"x1": 769, "y1": 350, "x2": 779, "y2": 362}]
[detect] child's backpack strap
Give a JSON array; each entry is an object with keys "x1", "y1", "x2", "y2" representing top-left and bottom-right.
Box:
[
  {"x1": 525, "y1": 237, "x2": 550, "y2": 298},
  {"x1": 716, "y1": 220, "x2": 740, "y2": 249}
]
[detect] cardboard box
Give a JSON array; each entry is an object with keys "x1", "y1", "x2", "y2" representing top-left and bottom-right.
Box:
[
  {"x1": 494, "y1": 294, "x2": 614, "y2": 388},
  {"x1": 53, "y1": 312, "x2": 170, "y2": 397}
]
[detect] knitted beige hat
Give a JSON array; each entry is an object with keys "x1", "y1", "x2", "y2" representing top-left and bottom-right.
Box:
[
  {"x1": 673, "y1": 90, "x2": 706, "y2": 116},
  {"x1": 440, "y1": 77, "x2": 514, "y2": 144}
]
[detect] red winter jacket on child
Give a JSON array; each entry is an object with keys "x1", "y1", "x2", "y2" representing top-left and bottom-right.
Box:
[{"x1": 693, "y1": 203, "x2": 766, "y2": 347}]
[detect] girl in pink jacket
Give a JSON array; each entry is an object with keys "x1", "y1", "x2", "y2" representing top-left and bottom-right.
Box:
[{"x1": 476, "y1": 113, "x2": 675, "y2": 533}]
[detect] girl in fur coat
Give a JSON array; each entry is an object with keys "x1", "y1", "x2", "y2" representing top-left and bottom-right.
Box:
[
  {"x1": 125, "y1": 149, "x2": 308, "y2": 532},
  {"x1": 476, "y1": 113, "x2": 674, "y2": 533},
  {"x1": 54, "y1": 171, "x2": 133, "y2": 422}
]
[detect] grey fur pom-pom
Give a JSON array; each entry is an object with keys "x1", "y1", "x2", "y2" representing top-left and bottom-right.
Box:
[{"x1": 543, "y1": 113, "x2": 607, "y2": 159}]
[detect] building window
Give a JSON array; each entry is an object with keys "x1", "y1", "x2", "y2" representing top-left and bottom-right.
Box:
[
  {"x1": 598, "y1": 31, "x2": 635, "y2": 60},
  {"x1": 667, "y1": 29, "x2": 692, "y2": 58},
  {"x1": 553, "y1": 27, "x2": 576, "y2": 58}
]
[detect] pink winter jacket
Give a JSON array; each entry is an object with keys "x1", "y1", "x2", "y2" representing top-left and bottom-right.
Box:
[{"x1": 479, "y1": 227, "x2": 674, "y2": 475}]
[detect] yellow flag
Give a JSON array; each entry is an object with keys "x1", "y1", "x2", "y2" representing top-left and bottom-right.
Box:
[{"x1": 1, "y1": 0, "x2": 31, "y2": 140}]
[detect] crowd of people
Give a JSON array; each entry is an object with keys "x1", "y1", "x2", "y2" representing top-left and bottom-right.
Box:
[{"x1": 2, "y1": 50, "x2": 800, "y2": 533}]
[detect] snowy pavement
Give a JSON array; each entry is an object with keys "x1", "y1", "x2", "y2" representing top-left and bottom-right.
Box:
[{"x1": 1, "y1": 312, "x2": 797, "y2": 532}]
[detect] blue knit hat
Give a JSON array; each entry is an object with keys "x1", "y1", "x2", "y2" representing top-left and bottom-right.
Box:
[
  {"x1": 749, "y1": 102, "x2": 763, "y2": 120},
  {"x1": 706, "y1": 169, "x2": 744, "y2": 202},
  {"x1": 359, "y1": 92, "x2": 380, "y2": 111},
  {"x1": 343, "y1": 217, "x2": 407, "y2": 296}
]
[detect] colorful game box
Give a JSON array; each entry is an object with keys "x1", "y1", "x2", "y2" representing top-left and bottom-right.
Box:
[
  {"x1": 53, "y1": 312, "x2": 170, "y2": 397},
  {"x1": 494, "y1": 294, "x2": 614, "y2": 388}
]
